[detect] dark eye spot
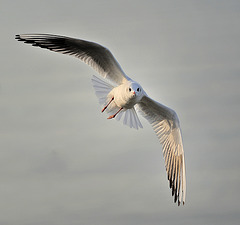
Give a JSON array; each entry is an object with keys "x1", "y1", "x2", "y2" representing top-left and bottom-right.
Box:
[
  {"x1": 137, "y1": 88, "x2": 140, "y2": 92},
  {"x1": 129, "y1": 88, "x2": 131, "y2": 92}
]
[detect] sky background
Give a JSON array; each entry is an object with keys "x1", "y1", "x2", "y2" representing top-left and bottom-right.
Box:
[{"x1": 1, "y1": 0, "x2": 240, "y2": 224}]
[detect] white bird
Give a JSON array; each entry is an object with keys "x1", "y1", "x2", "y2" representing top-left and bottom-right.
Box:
[{"x1": 16, "y1": 34, "x2": 186, "y2": 205}]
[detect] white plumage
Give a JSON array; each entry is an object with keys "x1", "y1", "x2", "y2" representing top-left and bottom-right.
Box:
[{"x1": 16, "y1": 33, "x2": 186, "y2": 205}]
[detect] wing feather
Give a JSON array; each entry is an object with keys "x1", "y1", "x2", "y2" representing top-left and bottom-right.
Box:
[
  {"x1": 15, "y1": 34, "x2": 129, "y2": 85},
  {"x1": 137, "y1": 96, "x2": 186, "y2": 205}
]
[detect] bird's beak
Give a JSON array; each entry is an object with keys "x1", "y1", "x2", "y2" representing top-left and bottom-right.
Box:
[{"x1": 133, "y1": 91, "x2": 136, "y2": 95}]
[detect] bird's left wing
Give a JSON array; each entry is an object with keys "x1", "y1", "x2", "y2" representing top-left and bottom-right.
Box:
[
  {"x1": 137, "y1": 95, "x2": 186, "y2": 205},
  {"x1": 15, "y1": 34, "x2": 129, "y2": 85}
]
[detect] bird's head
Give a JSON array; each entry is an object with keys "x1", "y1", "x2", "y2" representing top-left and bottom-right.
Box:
[{"x1": 126, "y1": 81, "x2": 144, "y2": 101}]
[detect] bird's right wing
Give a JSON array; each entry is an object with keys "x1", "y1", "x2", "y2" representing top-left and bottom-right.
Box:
[
  {"x1": 137, "y1": 95, "x2": 186, "y2": 205},
  {"x1": 15, "y1": 34, "x2": 129, "y2": 85}
]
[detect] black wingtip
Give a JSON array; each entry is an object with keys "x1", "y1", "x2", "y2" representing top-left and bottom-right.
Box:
[
  {"x1": 174, "y1": 194, "x2": 177, "y2": 203},
  {"x1": 15, "y1": 34, "x2": 23, "y2": 41},
  {"x1": 169, "y1": 179, "x2": 172, "y2": 188}
]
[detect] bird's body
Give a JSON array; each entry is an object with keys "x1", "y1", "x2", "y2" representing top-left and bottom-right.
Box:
[
  {"x1": 16, "y1": 34, "x2": 186, "y2": 205},
  {"x1": 109, "y1": 80, "x2": 144, "y2": 109}
]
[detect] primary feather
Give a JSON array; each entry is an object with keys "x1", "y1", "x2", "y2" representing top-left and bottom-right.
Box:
[
  {"x1": 15, "y1": 34, "x2": 129, "y2": 85},
  {"x1": 137, "y1": 96, "x2": 186, "y2": 205}
]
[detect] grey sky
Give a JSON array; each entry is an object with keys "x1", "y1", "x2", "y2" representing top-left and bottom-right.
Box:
[{"x1": 1, "y1": 0, "x2": 240, "y2": 224}]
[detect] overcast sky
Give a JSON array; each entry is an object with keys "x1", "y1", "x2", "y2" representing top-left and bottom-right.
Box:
[{"x1": 1, "y1": 0, "x2": 240, "y2": 224}]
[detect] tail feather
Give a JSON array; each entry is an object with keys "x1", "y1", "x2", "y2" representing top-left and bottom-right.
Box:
[{"x1": 91, "y1": 75, "x2": 114, "y2": 105}]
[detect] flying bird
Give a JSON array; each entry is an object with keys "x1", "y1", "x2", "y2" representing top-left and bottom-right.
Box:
[{"x1": 15, "y1": 34, "x2": 186, "y2": 205}]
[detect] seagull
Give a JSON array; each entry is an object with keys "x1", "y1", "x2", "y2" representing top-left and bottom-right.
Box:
[{"x1": 15, "y1": 34, "x2": 186, "y2": 205}]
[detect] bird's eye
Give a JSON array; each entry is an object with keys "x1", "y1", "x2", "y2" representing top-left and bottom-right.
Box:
[
  {"x1": 129, "y1": 88, "x2": 131, "y2": 92},
  {"x1": 137, "y1": 88, "x2": 140, "y2": 92}
]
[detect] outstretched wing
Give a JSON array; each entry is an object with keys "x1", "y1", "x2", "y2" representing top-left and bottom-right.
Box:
[
  {"x1": 137, "y1": 96, "x2": 186, "y2": 205},
  {"x1": 15, "y1": 34, "x2": 129, "y2": 85}
]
